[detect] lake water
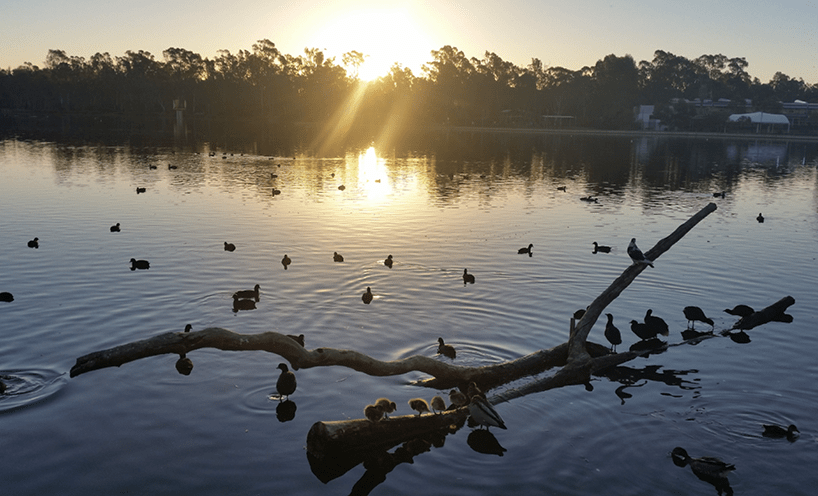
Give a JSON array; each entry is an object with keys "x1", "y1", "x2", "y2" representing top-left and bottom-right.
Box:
[{"x1": 1, "y1": 128, "x2": 817, "y2": 495}]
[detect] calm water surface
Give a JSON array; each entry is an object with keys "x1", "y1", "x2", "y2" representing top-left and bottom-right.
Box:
[{"x1": 1, "y1": 131, "x2": 817, "y2": 495}]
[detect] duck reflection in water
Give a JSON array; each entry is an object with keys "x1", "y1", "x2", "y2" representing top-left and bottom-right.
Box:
[
  {"x1": 175, "y1": 353, "x2": 193, "y2": 376},
  {"x1": 671, "y1": 447, "x2": 735, "y2": 496},
  {"x1": 276, "y1": 400, "x2": 297, "y2": 422},
  {"x1": 467, "y1": 429, "x2": 507, "y2": 456},
  {"x1": 232, "y1": 295, "x2": 256, "y2": 312}
]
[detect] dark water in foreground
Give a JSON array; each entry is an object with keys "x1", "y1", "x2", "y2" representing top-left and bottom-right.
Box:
[{"x1": 1, "y1": 130, "x2": 817, "y2": 495}]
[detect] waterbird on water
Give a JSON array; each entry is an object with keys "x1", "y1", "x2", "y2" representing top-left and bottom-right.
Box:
[
  {"x1": 384, "y1": 254, "x2": 393, "y2": 268},
  {"x1": 110, "y1": 223, "x2": 120, "y2": 232},
  {"x1": 757, "y1": 213, "x2": 764, "y2": 223},
  {"x1": 281, "y1": 254, "x2": 291, "y2": 269},
  {"x1": 136, "y1": 187, "x2": 146, "y2": 194},
  {"x1": 129, "y1": 258, "x2": 149, "y2": 270},
  {"x1": 518, "y1": 243, "x2": 533, "y2": 255},
  {"x1": 275, "y1": 363, "x2": 296, "y2": 400},
  {"x1": 437, "y1": 338, "x2": 456, "y2": 359},
  {"x1": 604, "y1": 313, "x2": 622, "y2": 352},
  {"x1": 683, "y1": 306, "x2": 714, "y2": 329},
  {"x1": 592, "y1": 242, "x2": 611, "y2": 253},
  {"x1": 224, "y1": 242, "x2": 236, "y2": 252},
  {"x1": 463, "y1": 268, "x2": 475, "y2": 284},
  {"x1": 333, "y1": 251, "x2": 344, "y2": 262},
  {"x1": 233, "y1": 284, "x2": 260, "y2": 300},
  {"x1": 713, "y1": 191, "x2": 725, "y2": 198},
  {"x1": 762, "y1": 423, "x2": 799, "y2": 440},
  {"x1": 27, "y1": 237, "x2": 39, "y2": 248},
  {"x1": 362, "y1": 287, "x2": 373, "y2": 304},
  {"x1": 0, "y1": 292, "x2": 13, "y2": 302},
  {"x1": 627, "y1": 238, "x2": 653, "y2": 267}
]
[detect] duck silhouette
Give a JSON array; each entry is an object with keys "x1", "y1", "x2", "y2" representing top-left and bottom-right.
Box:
[
  {"x1": 27, "y1": 237, "x2": 39, "y2": 248},
  {"x1": 713, "y1": 191, "x2": 725, "y2": 198},
  {"x1": 233, "y1": 284, "x2": 260, "y2": 300},
  {"x1": 129, "y1": 258, "x2": 149, "y2": 270},
  {"x1": 275, "y1": 363, "x2": 296, "y2": 400},
  {"x1": 333, "y1": 251, "x2": 344, "y2": 262},
  {"x1": 683, "y1": 306, "x2": 714, "y2": 329},
  {"x1": 724, "y1": 304, "x2": 754, "y2": 317},
  {"x1": 629, "y1": 320, "x2": 655, "y2": 340},
  {"x1": 468, "y1": 395, "x2": 507, "y2": 430},
  {"x1": 223, "y1": 242, "x2": 236, "y2": 252},
  {"x1": 757, "y1": 213, "x2": 764, "y2": 223},
  {"x1": 338, "y1": 184, "x2": 346, "y2": 191},
  {"x1": 110, "y1": 223, "x2": 121, "y2": 232},
  {"x1": 463, "y1": 268, "x2": 475, "y2": 285},
  {"x1": 644, "y1": 309, "x2": 669, "y2": 336},
  {"x1": 604, "y1": 313, "x2": 622, "y2": 352},
  {"x1": 518, "y1": 243, "x2": 533, "y2": 255},
  {"x1": 0, "y1": 292, "x2": 13, "y2": 302},
  {"x1": 449, "y1": 389, "x2": 468, "y2": 408},
  {"x1": 671, "y1": 447, "x2": 735, "y2": 491},
  {"x1": 763, "y1": 423, "x2": 799, "y2": 441},
  {"x1": 384, "y1": 254, "x2": 393, "y2": 268},
  {"x1": 136, "y1": 187, "x2": 146, "y2": 194},
  {"x1": 362, "y1": 287, "x2": 373, "y2": 304},
  {"x1": 437, "y1": 337, "x2": 456, "y2": 359},
  {"x1": 592, "y1": 242, "x2": 611, "y2": 253},
  {"x1": 281, "y1": 254, "x2": 291, "y2": 269}
]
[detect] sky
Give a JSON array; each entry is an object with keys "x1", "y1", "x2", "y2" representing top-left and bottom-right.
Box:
[{"x1": 1, "y1": 0, "x2": 817, "y2": 85}]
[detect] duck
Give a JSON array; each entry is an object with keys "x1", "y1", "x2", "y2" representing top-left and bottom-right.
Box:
[
  {"x1": 467, "y1": 381, "x2": 486, "y2": 400},
  {"x1": 683, "y1": 306, "x2": 714, "y2": 329},
  {"x1": 287, "y1": 334, "x2": 305, "y2": 347},
  {"x1": 232, "y1": 284, "x2": 260, "y2": 300},
  {"x1": 362, "y1": 287, "x2": 373, "y2": 304},
  {"x1": 168, "y1": 164, "x2": 177, "y2": 170},
  {"x1": 468, "y1": 395, "x2": 507, "y2": 430},
  {"x1": 149, "y1": 164, "x2": 157, "y2": 170},
  {"x1": 437, "y1": 337, "x2": 456, "y2": 359},
  {"x1": 184, "y1": 324, "x2": 192, "y2": 333},
  {"x1": 592, "y1": 241, "x2": 611, "y2": 253},
  {"x1": 449, "y1": 389, "x2": 468, "y2": 408},
  {"x1": 517, "y1": 243, "x2": 533, "y2": 254},
  {"x1": 364, "y1": 404, "x2": 384, "y2": 422},
  {"x1": 129, "y1": 258, "x2": 150, "y2": 270},
  {"x1": 0, "y1": 292, "x2": 13, "y2": 302},
  {"x1": 757, "y1": 213, "x2": 764, "y2": 223},
  {"x1": 724, "y1": 304, "x2": 754, "y2": 317},
  {"x1": 223, "y1": 242, "x2": 236, "y2": 252},
  {"x1": 627, "y1": 238, "x2": 653, "y2": 267},
  {"x1": 430, "y1": 395, "x2": 447, "y2": 414},
  {"x1": 408, "y1": 398, "x2": 430, "y2": 416},
  {"x1": 462, "y1": 268, "x2": 475, "y2": 284},
  {"x1": 338, "y1": 184, "x2": 346, "y2": 191},
  {"x1": 333, "y1": 251, "x2": 344, "y2": 262},
  {"x1": 713, "y1": 191, "x2": 725, "y2": 198},
  {"x1": 573, "y1": 308, "x2": 587, "y2": 320},
  {"x1": 110, "y1": 223, "x2": 121, "y2": 232},
  {"x1": 762, "y1": 423, "x2": 799, "y2": 440},
  {"x1": 375, "y1": 397, "x2": 397, "y2": 418},
  {"x1": 136, "y1": 187, "x2": 146, "y2": 194},
  {"x1": 271, "y1": 173, "x2": 278, "y2": 178},
  {"x1": 27, "y1": 237, "x2": 39, "y2": 248},
  {"x1": 232, "y1": 296, "x2": 256, "y2": 311},
  {"x1": 281, "y1": 254, "x2": 291, "y2": 269},
  {"x1": 384, "y1": 254, "x2": 393, "y2": 268},
  {"x1": 671, "y1": 447, "x2": 735, "y2": 479},
  {"x1": 580, "y1": 196, "x2": 598, "y2": 203},
  {"x1": 629, "y1": 320, "x2": 655, "y2": 340},
  {"x1": 557, "y1": 186, "x2": 567, "y2": 191},
  {"x1": 644, "y1": 309, "x2": 669, "y2": 336},
  {"x1": 604, "y1": 313, "x2": 622, "y2": 352},
  {"x1": 275, "y1": 363, "x2": 296, "y2": 400},
  {"x1": 272, "y1": 188, "x2": 281, "y2": 195}
]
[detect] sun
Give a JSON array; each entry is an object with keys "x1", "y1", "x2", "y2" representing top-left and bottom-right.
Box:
[{"x1": 307, "y1": 7, "x2": 435, "y2": 81}]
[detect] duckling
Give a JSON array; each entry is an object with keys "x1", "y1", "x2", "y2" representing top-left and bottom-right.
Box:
[
  {"x1": 604, "y1": 313, "x2": 622, "y2": 352},
  {"x1": 27, "y1": 237, "x2": 39, "y2": 248},
  {"x1": 287, "y1": 334, "x2": 305, "y2": 347},
  {"x1": 683, "y1": 306, "x2": 714, "y2": 329},
  {"x1": 232, "y1": 284, "x2": 260, "y2": 300},
  {"x1": 644, "y1": 309, "x2": 669, "y2": 336},
  {"x1": 467, "y1": 381, "x2": 486, "y2": 400},
  {"x1": 468, "y1": 395, "x2": 507, "y2": 430},
  {"x1": 0, "y1": 292, "x2": 13, "y2": 302},
  {"x1": 671, "y1": 447, "x2": 735, "y2": 479},
  {"x1": 384, "y1": 254, "x2": 393, "y2": 268},
  {"x1": 364, "y1": 403, "x2": 384, "y2": 422},
  {"x1": 184, "y1": 324, "x2": 192, "y2": 333},
  {"x1": 724, "y1": 304, "x2": 754, "y2": 317},
  {"x1": 375, "y1": 397, "x2": 397, "y2": 418},
  {"x1": 408, "y1": 398, "x2": 430, "y2": 416},
  {"x1": 430, "y1": 395, "x2": 447, "y2": 414},
  {"x1": 224, "y1": 242, "x2": 236, "y2": 252},
  {"x1": 592, "y1": 241, "x2": 611, "y2": 253},
  {"x1": 281, "y1": 254, "x2": 291, "y2": 269},
  {"x1": 129, "y1": 258, "x2": 150, "y2": 270},
  {"x1": 333, "y1": 251, "x2": 344, "y2": 262},
  {"x1": 448, "y1": 389, "x2": 468, "y2": 408},
  {"x1": 110, "y1": 223, "x2": 121, "y2": 232},
  {"x1": 136, "y1": 187, "x2": 146, "y2": 194},
  {"x1": 762, "y1": 423, "x2": 799, "y2": 440},
  {"x1": 463, "y1": 268, "x2": 475, "y2": 284},
  {"x1": 232, "y1": 295, "x2": 256, "y2": 312},
  {"x1": 517, "y1": 243, "x2": 533, "y2": 254},
  {"x1": 757, "y1": 213, "x2": 764, "y2": 223},
  {"x1": 338, "y1": 184, "x2": 346, "y2": 191},
  {"x1": 362, "y1": 286, "x2": 373, "y2": 304},
  {"x1": 437, "y1": 337, "x2": 456, "y2": 359},
  {"x1": 275, "y1": 363, "x2": 296, "y2": 400}
]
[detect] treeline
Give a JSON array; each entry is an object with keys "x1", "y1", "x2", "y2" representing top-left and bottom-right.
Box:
[{"x1": 1, "y1": 40, "x2": 816, "y2": 132}]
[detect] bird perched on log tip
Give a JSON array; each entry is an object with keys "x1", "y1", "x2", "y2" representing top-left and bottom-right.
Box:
[
  {"x1": 724, "y1": 305, "x2": 754, "y2": 317},
  {"x1": 430, "y1": 395, "x2": 447, "y2": 414},
  {"x1": 683, "y1": 306, "x2": 714, "y2": 329},
  {"x1": 468, "y1": 395, "x2": 507, "y2": 430},
  {"x1": 408, "y1": 398, "x2": 430, "y2": 416},
  {"x1": 448, "y1": 389, "x2": 468, "y2": 408},
  {"x1": 437, "y1": 337, "x2": 456, "y2": 359},
  {"x1": 375, "y1": 398, "x2": 397, "y2": 417},
  {"x1": 275, "y1": 363, "x2": 296, "y2": 400},
  {"x1": 644, "y1": 309, "x2": 669, "y2": 336},
  {"x1": 627, "y1": 238, "x2": 654, "y2": 267},
  {"x1": 604, "y1": 313, "x2": 622, "y2": 352}
]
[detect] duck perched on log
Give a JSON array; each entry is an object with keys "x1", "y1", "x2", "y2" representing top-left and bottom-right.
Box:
[
  {"x1": 375, "y1": 398, "x2": 397, "y2": 418},
  {"x1": 449, "y1": 390, "x2": 468, "y2": 408},
  {"x1": 408, "y1": 398, "x2": 430, "y2": 416},
  {"x1": 644, "y1": 309, "x2": 669, "y2": 336},
  {"x1": 468, "y1": 396, "x2": 507, "y2": 430},
  {"x1": 604, "y1": 313, "x2": 622, "y2": 352},
  {"x1": 724, "y1": 305, "x2": 754, "y2": 317},
  {"x1": 683, "y1": 306, "x2": 714, "y2": 329}
]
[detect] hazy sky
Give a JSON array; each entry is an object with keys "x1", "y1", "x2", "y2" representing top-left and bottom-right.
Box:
[{"x1": 2, "y1": 0, "x2": 816, "y2": 84}]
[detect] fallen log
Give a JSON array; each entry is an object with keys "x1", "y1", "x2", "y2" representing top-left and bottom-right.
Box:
[{"x1": 733, "y1": 296, "x2": 795, "y2": 330}]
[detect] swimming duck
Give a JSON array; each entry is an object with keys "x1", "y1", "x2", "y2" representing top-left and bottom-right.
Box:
[
  {"x1": 762, "y1": 423, "x2": 799, "y2": 440},
  {"x1": 384, "y1": 254, "x2": 393, "y2": 268},
  {"x1": 683, "y1": 306, "x2": 714, "y2": 329},
  {"x1": 362, "y1": 287, "x2": 373, "y2": 304},
  {"x1": 0, "y1": 292, "x2": 13, "y2": 302},
  {"x1": 129, "y1": 258, "x2": 150, "y2": 270},
  {"x1": 627, "y1": 238, "x2": 653, "y2": 267},
  {"x1": 430, "y1": 395, "x2": 447, "y2": 414},
  {"x1": 757, "y1": 213, "x2": 764, "y2": 223},
  {"x1": 724, "y1": 304, "x2": 754, "y2": 317},
  {"x1": 333, "y1": 251, "x2": 344, "y2": 262},
  {"x1": 557, "y1": 186, "x2": 567, "y2": 191},
  {"x1": 580, "y1": 196, "x2": 599, "y2": 203},
  {"x1": 287, "y1": 334, "x2": 305, "y2": 347},
  {"x1": 468, "y1": 395, "x2": 507, "y2": 430},
  {"x1": 136, "y1": 187, "x2": 146, "y2": 194},
  {"x1": 437, "y1": 337, "x2": 456, "y2": 359},
  {"x1": 27, "y1": 237, "x2": 39, "y2": 248},
  {"x1": 518, "y1": 243, "x2": 533, "y2": 254},
  {"x1": 110, "y1": 223, "x2": 121, "y2": 232},
  {"x1": 281, "y1": 254, "x2": 291, "y2": 269},
  {"x1": 592, "y1": 242, "x2": 611, "y2": 253},
  {"x1": 232, "y1": 284, "x2": 260, "y2": 300},
  {"x1": 644, "y1": 309, "x2": 669, "y2": 336},
  {"x1": 463, "y1": 268, "x2": 475, "y2": 284},
  {"x1": 338, "y1": 184, "x2": 346, "y2": 191},
  {"x1": 604, "y1": 313, "x2": 622, "y2": 352},
  {"x1": 671, "y1": 447, "x2": 735, "y2": 479},
  {"x1": 364, "y1": 403, "x2": 384, "y2": 422},
  {"x1": 375, "y1": 397, "x2": 397, "y2": 418},
  {"x1": 272, "y1": 188, "x2": 281, "y2": 195},
  {"x1": 408, "y1": 398, "x2": 430, "y2": 416},
  {"x1": 224, "y1": 242, "x2": 236, "y2": 252},
  {"x1": 449, "y1": 389, "x2": 468, "y2": 408},
  {"x1": 276, "y1": 363, "x2": 296, "y2": 400}
]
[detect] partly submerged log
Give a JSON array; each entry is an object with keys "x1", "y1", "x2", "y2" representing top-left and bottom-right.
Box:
[{"x1": 733, "y1": 296, "x2": 795, "y2": 330}]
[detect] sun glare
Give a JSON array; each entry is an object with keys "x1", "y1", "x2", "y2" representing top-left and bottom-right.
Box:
[{"x1": 308, "y1": 7, "x2": 434, "y2": 81}]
